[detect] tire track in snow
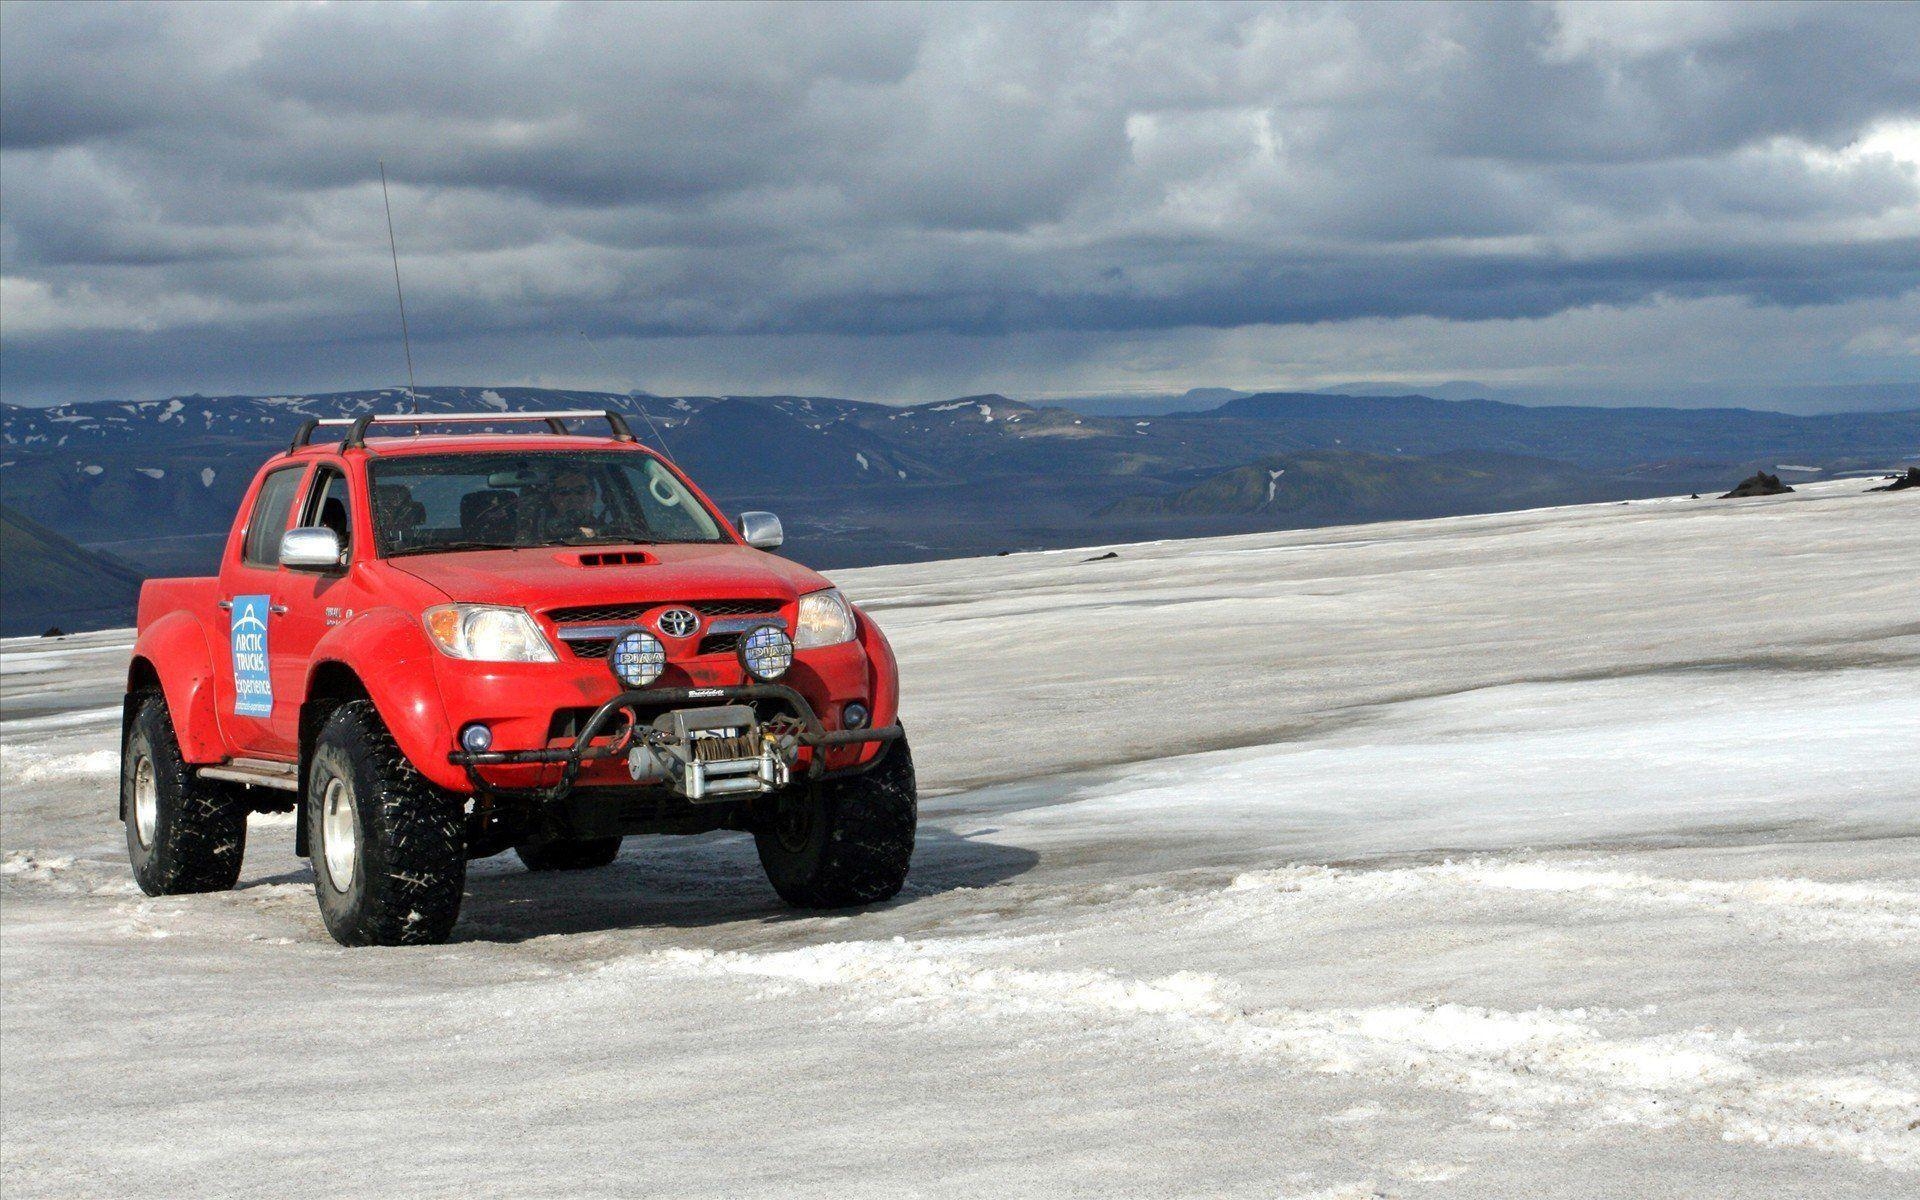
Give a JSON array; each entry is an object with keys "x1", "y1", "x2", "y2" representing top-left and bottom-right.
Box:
[
  {"x1": 1214, "y1": 861, "x2": 1920, "y2": 947},
  {"x1": 924, "y1": 855, "x2": 1920, "y2": 950},
  {"x1": 643, "y1": 938, "x2": 1920, "y2": 1170}
]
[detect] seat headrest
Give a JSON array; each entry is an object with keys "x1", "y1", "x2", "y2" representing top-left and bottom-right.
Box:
[{"x1": 374, "y1": 483, "x2": 425, "y2": 530}]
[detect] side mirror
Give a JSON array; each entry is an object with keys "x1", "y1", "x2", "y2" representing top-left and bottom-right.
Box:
[
  {"x1": 738, "y1": 511, "x2": 784, "y2": 551},
  {"x1": 280, "y1": 527, "x2": 344, "y2": 570}
]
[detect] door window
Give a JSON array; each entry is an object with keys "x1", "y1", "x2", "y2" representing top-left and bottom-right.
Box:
[
  {"x1": 241, "y1": 467, "x2": 307, "y2": 567},
  {"x1": 300, "y1": 466, "x2": 354, "y2": 559}
]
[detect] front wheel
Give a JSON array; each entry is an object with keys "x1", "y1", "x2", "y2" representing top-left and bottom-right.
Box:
[
  {"x1": 122, "y1": 693, "x2": 248, "y2": 895},
  {"x1": 306, "y1": 700, "x2": 465, "y2": 946},
  {"x1": 755, "y1": 738, "x2": 917, "y2": 908}
]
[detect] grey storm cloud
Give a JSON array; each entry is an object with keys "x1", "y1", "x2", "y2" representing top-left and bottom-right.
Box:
[{"x1": 2, "y1": 0, "x2": 1917, "y2": 403}]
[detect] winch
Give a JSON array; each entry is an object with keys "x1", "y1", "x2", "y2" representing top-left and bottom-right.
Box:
[{"x1": 626, "y1": 704, "x2": 799, "y2": 801}]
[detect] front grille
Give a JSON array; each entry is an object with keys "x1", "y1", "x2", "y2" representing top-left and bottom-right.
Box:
[
  {"x1": 698, "y1": 633, "x2": 741, "y2": 657},
  {"x1": 547, "y1": 597, "x2": 783, "y2": 625},
  {"x1": 566, "y1": 634, "x2": 741, "y2": 660},
  {"x1": 695, "y1": 599, "x2": 786, "y2": 617}
]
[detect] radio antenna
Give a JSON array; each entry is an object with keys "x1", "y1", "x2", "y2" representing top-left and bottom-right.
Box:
[
  {"x1": 572, "y1": 330, "x2": 679, "y2": 460},
  {"x1": 379, "y1": 161, "x2": 419, "y2": 415},
  {"x1": 632, "y1": 391, "x2": 679, "y2": 463}
]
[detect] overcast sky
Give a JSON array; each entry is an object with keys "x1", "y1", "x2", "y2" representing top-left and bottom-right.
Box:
[{"x1": 3, "y1": 0, "x2": 1917, "y2": 408}]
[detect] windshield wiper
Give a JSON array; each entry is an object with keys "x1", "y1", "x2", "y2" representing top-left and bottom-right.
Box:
[
  {"x1": 387, "y1": 539, "x2": 519, "y2": 557},
  {"x1": 549, "y1": 535, "x2": 655, "y2": 547}
]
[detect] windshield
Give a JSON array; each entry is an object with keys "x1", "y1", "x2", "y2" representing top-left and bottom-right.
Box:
[{"x1": 368, "y1": 451, "x2": 726, "y2": 557}]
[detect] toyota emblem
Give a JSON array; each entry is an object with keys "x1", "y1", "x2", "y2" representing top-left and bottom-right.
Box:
[{"x1": 656, "y1": 608, "x2": 700, "y2": 638}]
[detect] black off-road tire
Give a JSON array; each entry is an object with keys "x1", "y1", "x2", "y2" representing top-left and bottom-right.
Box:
[
  {"x1": 515, "y1": 837, "x2": 623, "y2": 872},
  {"x1": 306, "y1": 700, "x2": 466, "y2": 947},
  {"x1": 755, "y1": 738, "x2": 917, "y2": 908},
  {"x1": 122, "y1": 692, "x2": 248, "y2": 895}
]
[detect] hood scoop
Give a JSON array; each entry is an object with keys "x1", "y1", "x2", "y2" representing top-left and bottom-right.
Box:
[{"x1": 568, "y1": 549, "x2": 653, "y2": 567}]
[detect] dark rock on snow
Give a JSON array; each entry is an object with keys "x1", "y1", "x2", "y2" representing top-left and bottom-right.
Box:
[
  {"x1": 1867, "y1": 467, "x2": 1920, "y2": 492},
  {"x1": 1721, "y1": 472, "x2": 1794, "y2": 498}
]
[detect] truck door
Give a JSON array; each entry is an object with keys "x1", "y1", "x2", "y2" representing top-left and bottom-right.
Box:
[
  {"x1": 270, "y1": 462, "x2": 365, "y2": 744},
  {"x1": 215, "y1": 463, "x2": 309, "y2": 758}
]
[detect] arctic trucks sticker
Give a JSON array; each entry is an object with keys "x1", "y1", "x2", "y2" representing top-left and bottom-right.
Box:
[{"x1": 230, "y1": 594, "x2": 272, "y2": 717}]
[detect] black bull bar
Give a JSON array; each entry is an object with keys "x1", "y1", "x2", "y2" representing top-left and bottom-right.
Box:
[{"x1": 446, "y1": 683, "x2": 902, "y2": 804}]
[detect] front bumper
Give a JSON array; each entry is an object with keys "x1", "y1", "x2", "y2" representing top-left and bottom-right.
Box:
[{"x1": 448, "y1": 682, "x2": 901, "y2": 804}]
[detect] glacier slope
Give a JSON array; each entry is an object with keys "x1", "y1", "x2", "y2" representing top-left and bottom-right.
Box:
[{"x1": 2, "y1": 479, "x2": 1916, "y2": 1198}]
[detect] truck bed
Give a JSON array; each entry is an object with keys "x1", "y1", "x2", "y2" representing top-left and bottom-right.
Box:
[{"x1": 136, "y1": 577, "x2": 220, "y2": 631}]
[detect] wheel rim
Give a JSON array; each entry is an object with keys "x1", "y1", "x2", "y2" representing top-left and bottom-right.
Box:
[
  {"x1": 131, "y1": 754, "x2": 158, "y2": 848},
  {"x1": 321, "y1": 776, "x2": 358, "y2": 892}
]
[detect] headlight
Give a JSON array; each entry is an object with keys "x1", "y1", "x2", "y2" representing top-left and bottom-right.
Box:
[
  {"x1": 422, "y1": 604, "x2": 557, "y2": 663},
  {"x1": 793, "y1": 588, "x2": 856, "y2": 648},
  {"x1": 738, "y1": 624, "x2": 794, "y2": 681}
]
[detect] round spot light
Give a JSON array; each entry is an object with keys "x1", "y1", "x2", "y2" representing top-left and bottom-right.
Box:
[
  {"x1": 609, "y1": 629, "x2": 667, "y2": 689},
  {"x1": 459, "y1": 722, "x2": 493, "y2": 754},
  {"x1": 738, "y1": 624, "x2": 794, "y2": 681},
  {"x1": 842, "y1": 702, "x2": 870, "y2": 730}
]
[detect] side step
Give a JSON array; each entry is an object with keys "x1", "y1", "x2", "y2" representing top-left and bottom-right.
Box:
[{"x1": 198, "y1": 757, "x2": 300, "y2": 792}]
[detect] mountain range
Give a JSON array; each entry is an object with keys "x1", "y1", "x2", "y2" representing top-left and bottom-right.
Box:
[{"x1": 3, "y1": 385, "x2": 1915, "y2": 634}]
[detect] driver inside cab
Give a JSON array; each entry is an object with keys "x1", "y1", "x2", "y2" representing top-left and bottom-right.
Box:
[{"x1": 529, "y1": 465, "x2": 607, "y2": 542}]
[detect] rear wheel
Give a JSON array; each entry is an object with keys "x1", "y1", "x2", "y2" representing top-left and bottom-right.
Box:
[
  {"x1": 306, "y1": 700, "x2": 465, "y2": 946},
  {"x1": 122, "y1": 693, "x2": 248, "y2": 895},
  {"x1": 515, "y1": 837, "x2": 623, "y2": 872},
  {"x1": 755, "y1": 738, "x2": 916, "y2": 908}
]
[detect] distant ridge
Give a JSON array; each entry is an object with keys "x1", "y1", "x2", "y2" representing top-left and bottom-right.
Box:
[
  {"x1": 1, "y1": 501, "x2": 144, "y2": 636},
  {"x1": 1102, "y1": 449, "x2": 1582, "y2": 520},
  {"x1": 2, "y1": 386, "x2": 1913, "y2": 601}
]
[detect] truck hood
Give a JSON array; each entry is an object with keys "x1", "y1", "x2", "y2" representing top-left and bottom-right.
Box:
[{"x1": 388, "y1": 543, "x2": 833, "y2": 611}]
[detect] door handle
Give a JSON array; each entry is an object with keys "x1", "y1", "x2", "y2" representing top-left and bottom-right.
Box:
[{"x1": 218, "y1": 600, "x2": 287, "y2": 615}]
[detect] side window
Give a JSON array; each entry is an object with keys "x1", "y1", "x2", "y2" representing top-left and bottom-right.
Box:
[
  {"x1": 300, "y1": 466, "x2": 353, "y2": 558},
  {"x1": 241, "y1": 467, "x2": 307, "y2": 568}
]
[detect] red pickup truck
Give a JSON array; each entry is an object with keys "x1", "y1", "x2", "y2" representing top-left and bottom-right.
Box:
[{"x1": 121, "y1": 410, "x2": 913, "y2": 946}]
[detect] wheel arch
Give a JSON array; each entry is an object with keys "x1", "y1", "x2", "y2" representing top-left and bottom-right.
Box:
[
  {"x1": 849, "y1": 604, "x2": 901, "y2": 770},
  {"x1": 126, "y1": 611, "x2": 225, "y2": 769},
  {"x1": 291, "y1": 611, "x2": 459, "y2": 852}
]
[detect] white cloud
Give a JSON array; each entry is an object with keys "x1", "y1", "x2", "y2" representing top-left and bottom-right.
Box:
[{"x1": 0, "y1": 277, "x2": 240, "y2": 336}]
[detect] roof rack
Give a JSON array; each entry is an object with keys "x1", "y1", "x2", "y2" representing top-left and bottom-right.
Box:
[{"x1": 289, "y1": 409, "x2": 638, "y2": 452}]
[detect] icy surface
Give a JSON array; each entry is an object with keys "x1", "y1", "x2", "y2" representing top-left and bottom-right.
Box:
[{"x1": 2, "y1": 480, "x2": 1917, "y2": 1197}]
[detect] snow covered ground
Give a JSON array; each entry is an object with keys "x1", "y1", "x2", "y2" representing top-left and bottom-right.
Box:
[{"x1": 3, "y1": 479, "x2": 1916, "y2": 1198}]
